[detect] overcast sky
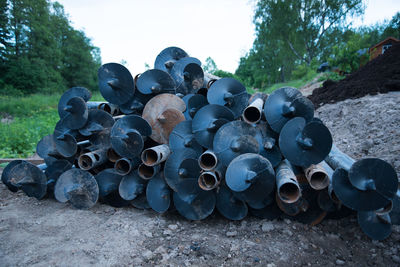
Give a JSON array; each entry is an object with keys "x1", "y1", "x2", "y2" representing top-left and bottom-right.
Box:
[{"x1": 56, "y1": 0, "x2": 399, "y2": 74}]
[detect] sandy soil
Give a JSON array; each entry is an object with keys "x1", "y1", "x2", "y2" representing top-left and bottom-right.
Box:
[{"x1": 1, "y1": 92, "x2": 399, "y2": 267}]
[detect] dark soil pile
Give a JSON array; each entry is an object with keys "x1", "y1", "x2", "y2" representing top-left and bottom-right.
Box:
[{"x1": 309, "y1": 42, "x2": 400, "y2": 107}]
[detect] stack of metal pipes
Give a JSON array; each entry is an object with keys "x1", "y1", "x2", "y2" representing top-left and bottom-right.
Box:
[{"x1": 2, "y1": 47, "x2": 399, "y2": 240}]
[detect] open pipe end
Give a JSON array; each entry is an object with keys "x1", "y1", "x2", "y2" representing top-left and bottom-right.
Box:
[
  {"x1": 141, "y1": 149, "x2": 158, "y2": 166},
  {"x1": 138, "y1": 164, "x2": 155, "y2": 180},
  {"x1": 309, "y1": 171, "x2": 330, "y2": 190},
  {"x1": 198, "y1": 151, "x2": 218, "y2": 171},
  {"x1": 115, "y1": 158, "x2": 132, "y2": 175},
  {"x1": 78, "y1": 154, "x2": 94, "y2": 171},
  {"x1": 198, "y1": 172, "x2": 220, "y2": 191},
  {"x1": 243, "y1": 106, "x2": 261, "y2": 124},
  {"x1": 278, "y1": 183, "x2": 301, "y2": 204},
  {"x1": 107, "y1": 148, "x2": 121, "y2": 163}
]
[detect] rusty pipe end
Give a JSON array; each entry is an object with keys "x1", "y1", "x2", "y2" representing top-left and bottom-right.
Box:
[
  {"x1": 138, "y1": 163, "x2": 159, "y2": 180},
  {"x1": 278, "y1": 182, "x2": 301, "y2": 204},
  {"x1": 107, "y1": 148, "x2": 121, "y2": 163},
  {"x1": 304, "y1": 164, "x2": 330, "y2": 190},
  {"x1": 198, "y1": 151, "x2": 218, "y2": 171},
  {"x1": 242, "y1": 98, "x2": 263, "y2": 124},
  {"x1": 115, "y1": 158, "x2": 132, "y2": 176},
  {"x1": 78, "y1": 154, "x2": 95, "y2": 170},
  {"x1": 141, "y1": 145, "x2": 170, "y2": 167},
  {"x1": 198, "y1": 171, "x2": 220, "y2": 191}
]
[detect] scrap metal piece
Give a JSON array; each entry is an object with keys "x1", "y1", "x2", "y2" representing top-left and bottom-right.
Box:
[
  {"x1": 358, "y1": 211, "x2": 392, "y2": 240},
  {"x1": 110, "y1": 115, "x2": 152, "y2": 159},
  {"x1": 1, "y1": 160, "x2": 24, "y2": 192},
  {"x1": 169, "y1": 120, "x2": 203, "y2": 154},
  {"x1": 279, "y1": 117, "x2": 332, "y2": 167},
  {"x1": 146, "y1": 174, "x2": 171, "y2": 213},
  {"x1": 141, "y1": 144, "x2": 171, "y2": 166},
  {"x1": 154, "y1": 46, "x2": 188, "y2": 73},
  {"x1": 207, "y1": 78, "x2": 249, "y2": 119},
  {"x1": 142, "y1": 93, "x2": 186, "y2": 144},
  {"x1": 216, "y1": 184, "x2": 248, "y2": 220},
  {"x1": 275, "y1": 160, "x2": 302, "y2": 204},
  {"x1": 164, "y1": 148, "x2": 202, "y2": 192},
  {"x1": 182, "y1": 94, "x2": 208, "y2": 120},
  {"x1": 98, "y1": 63, "x2": 135, "y2": 105},
  {"x1": 79, "y1": 109, "x2": 115, "y2": 137},
  {"x1": 171, "y1": 57, "x2": 204, "y2": 95},
  {"x1": 54, "y1": 168, "x2": 99, "y2": 209},
  {"x1": 59, "y1": 96, "x2": 88, "y2": 130},
  {"x1": 192, "y1": 104, "x2": 235, "y2": 149},
  {"x1": 213, "y1": 120, "x2": 260, "y2": 167},
  {"x1": 136, "y1": 69, "x2": 176, "y2": 95},
  {"x1": 36, "y1": 135, "x2": 62, "y2": 164},
  {"x1": 58, "y1": 87, "x2": 91, "y2": 118},
  {"x1": 119, "y1": 171, "x2": 146, "y2": 201},
  {"x1": 53, "y1": 133, "x2": 77, "y2": 158},
  {"x1": 119, "y1": 90, "x2": 152, "y2": 115},
  {"x1": 173, "y1": 187, "x2": 216, "y2": 220},
  {"x1": 264, "y1": 87, "x2": 314, "y2": 133},
  {"x1": 3, "y1": 160, "x2": 47, "y2": 199}
]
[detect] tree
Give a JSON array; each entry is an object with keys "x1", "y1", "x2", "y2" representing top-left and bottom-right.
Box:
[{"x1": 203, "y1": 57, "x2": 217, "y2": 74}]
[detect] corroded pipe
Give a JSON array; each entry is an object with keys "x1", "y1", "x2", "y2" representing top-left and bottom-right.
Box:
[
  {"x1": 114, "y1": 158, "x2": 140, "y2": 176},
  {"x1": 198, "y1": 171, "x2": 221, "y2": 191},
  {"x1": 98, "y1": 102, "x2": 119, "y2": 116},
  {"x1": 78, "y1": 149, "x2": 108, "y2": 171},
  {"x1": 141, "y1": 144, "x2": 171, "y2": 167},
  {"x1": 138, "y1": 163, "x2": 161, "y2": 180},
  {"x1": 198, "y1": 150, "x2": 218, "y2": 171},
  {"x1": 325, "y1": 144, "x2": 354, "y2": 172},
  {"x1": 242, "y1": 98, "x2": 264, "y2": 124},
  {"x1": 303, "y1": 162, "x2": 330, "y2": 190},
  {"x1": 276, "y1": 160, "x2": 301, "y2": 204},
  {"x1": 107, "y1": 148, "x2": 121, "y2": 163}
]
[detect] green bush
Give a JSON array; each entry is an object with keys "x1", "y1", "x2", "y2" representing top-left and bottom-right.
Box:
[{"x1": 318, "y1": 71, "x2": 345, "y2": 82}]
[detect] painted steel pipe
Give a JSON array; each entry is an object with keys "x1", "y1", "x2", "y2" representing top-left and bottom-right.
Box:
[
  {"x1": 303, "y1": 162, "x2": 330, "y2": 190},
  {"x1": 198, "y1": 150, "x2": 218, "y2": 171},
  {"x1": 141, "y1": 144, "x2": 171, "y2": 167},
  {"x1": 242, "y1": 98, "x2": 264, "y2": 124},
  {"x1": 276, "y1": 160, "x2": 301, "y2": 204},
  {"x1": 78, "y1": 149, "x2": 108, "y2": 171},
  {"x1": 107, "y1": 148, "x2": 121, "y2": 163},
  {"x1": 138, "y1": 163, "x2": 161, "y2": 180},
  {"x1": 325, "y1": 144, "x2": 354, "y2": 172},
  {"x1": 114, "y1": 158, "x2": 140, "y2": 176}
]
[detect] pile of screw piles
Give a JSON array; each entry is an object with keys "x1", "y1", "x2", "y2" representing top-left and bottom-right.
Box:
[{"x1": 2, "y1": 47, "x2": 399, "y2": 240}]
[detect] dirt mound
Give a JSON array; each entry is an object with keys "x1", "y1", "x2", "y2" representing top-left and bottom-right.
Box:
[{"x1": 309, "y1": 42, "x2": 400, "y2": 107}]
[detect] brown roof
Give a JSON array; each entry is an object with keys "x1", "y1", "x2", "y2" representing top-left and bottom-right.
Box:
[{"x1": 370, "y1": 36, "x2": 400, "y2": 51}]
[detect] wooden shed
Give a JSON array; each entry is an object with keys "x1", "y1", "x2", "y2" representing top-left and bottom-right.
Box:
[{"x1": 369, "y1": 37, "x2": 400, "y2": 60}]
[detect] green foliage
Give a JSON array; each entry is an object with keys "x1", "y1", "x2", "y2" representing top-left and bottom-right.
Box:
[
  {"x1": 0, "y1": 0, "x2": 101, "y2": 95},
  {"x1": 203, "y1": 57, "x2": 217, "y2": 74},
  {"x1": 318, "y1": 71, "x2": 345, "y2": 82}
]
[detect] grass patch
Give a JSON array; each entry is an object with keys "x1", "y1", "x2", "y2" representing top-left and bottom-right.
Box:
[{"x1": 0, "y1": 90, "x2": 104, "y2": 158}]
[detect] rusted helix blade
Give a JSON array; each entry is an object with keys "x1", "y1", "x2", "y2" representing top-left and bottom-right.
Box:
[
  {"x1": 79, "y1": 109, "x2": 115, "y2": 137},
  {"x1": 110, "y1": 115, "x2": 152, "y2": 159},
  {"x1": 142, "y1": 93, "x2": 186, "y2": 144},
  {"x1": 332, "y1": 168, "x2": 391, "y2": 211},
  {"x1": 141, "y1": 144, "x2": 171, "y2": 167},
  {"x1": 213, "y1": 121, "x2": 260, "y2": 167},
  {"x1": 58, "y1": 87, "x2": 91, "y2": 118},
  {"x1": 348, "y1": 158, "x2": 398, "y2": 199},
  {"x1": 182, "y1": 94, "x2": 208, "y2": 120},
  {"x1": 357, "y1": 211, "x2": 392, "y2": 240},
  {"x1": 136, "y1": 69, "x2": 176, "y2": 95},
  {"x1": 2, "y1": 160, "x2": 47, "y2": 199},
  {"x1": 54, "y1": 168, "x2": 99, "y2": 209},
  {"x1": 164, "y1": 148, "x2": 202, "y2": 192},
  {"x1": 192, "y1": 104, "x2": 235, "y2": 149},
  {"x1": 279, "y1": 117, "x2": 332, "y2": 167},
  {"x1": 275, "y1": 160, "x2": 302, "y2": 204},
  {"x1": 216, "y1": 184, "x2": 248, "y2": 221},
  {"x1": 264, "y1": 87, "x2": 314, "y2": 133},
  {"x1": 207, "y1": 78, "x2": 249, "y2": 119},
  {"x1": 98, "y1": 63, "x2": 135, "y2": 105},
  {"x1": 58, "y1": 96, "x2": 89, "y2": 130},
  {"x1": 226, "y1": 153, "x2": 275, "y2": 194},
  {"x1": 173, "y1": 179, "x2": 216, "y2": 220},
  {"x1": 154, "y1": 46, "x2": 188, "y2": 73},
  {"x1": 171, "y1": 57, "x2": 204, "y2": 95},
  {"x1": 118, "y1": 170, "x2": 146, "y2": 201},
  {"x1": 255, "y1": 121, "x2": 282, "y2": 168},
  {"x1": 146, "y1": 174, "x2": 171, "y2": 213},
  {"x1": 169, "y1": 120, "x2": 203, "y2": 155}
]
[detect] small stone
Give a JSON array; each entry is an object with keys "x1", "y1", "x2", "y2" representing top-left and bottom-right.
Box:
[
  {"x1": 284, "y1": 219, "x2": 291, "y2": 224},
  {"x1": 168, "y1": 224, "x2": 178, "y2": 230},
  {"x1": 267, "y1": 263, "x2": 276, "y2": 267},
  {"x1": 319, "y1": 248, "x2": 324, "y2": 255},
  {"x1": 144, "y1": 231, "x2": 153, "y2": 238},
  {"x1": 226, "y1": 231, "x2": 238, "y2": 237},
  {"x1": 163, "y1": 229, "x2": 172, "y2": 236},
  {"x1": 336, "y1": 259, "x2": 345, "y2": 265},
  {"x1": 261, "y1": 221, "x2": 275, "y2": 232},
  {"x1": 392, "y1": 255, "x2": 400, "y2": 263},
  {"x1": 143, "y1": 250, "x2": 153, "y2": 260},
  {"x1": 282, "y1": 229, "x2": 293, "y2": 236}
]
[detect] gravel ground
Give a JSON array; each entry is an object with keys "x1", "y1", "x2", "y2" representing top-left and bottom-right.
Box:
[{"x1": 1, "y1": 91, "x2": 399, "y2": 266}]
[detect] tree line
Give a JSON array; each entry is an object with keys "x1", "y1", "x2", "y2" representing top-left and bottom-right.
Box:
[
  {"x1": 207, "y1": 0, "x2": 399, "y2": 90},
  {"x1": 0, "y1": 0, "x2": 101, "y2": 95}
]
